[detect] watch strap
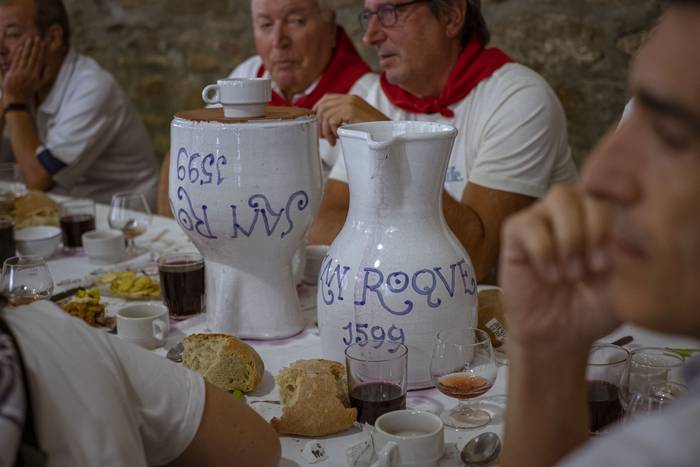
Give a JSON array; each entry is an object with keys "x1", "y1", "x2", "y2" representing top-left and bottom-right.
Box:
[{"x1": 3, "y1": 102, "x2": 30, "y2": 114}]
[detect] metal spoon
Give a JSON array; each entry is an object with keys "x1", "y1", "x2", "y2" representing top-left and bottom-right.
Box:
[
  {"x1": 460, "y1": 432, "x2": 501, "y2": 466},
  {"x1": 166, "y1": 341, "x2": 184, "y2": 362}
]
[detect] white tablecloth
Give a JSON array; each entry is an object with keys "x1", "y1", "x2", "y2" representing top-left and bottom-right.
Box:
[{"x1": 42, "y1": 203, "x2": 700, "y2": 467}]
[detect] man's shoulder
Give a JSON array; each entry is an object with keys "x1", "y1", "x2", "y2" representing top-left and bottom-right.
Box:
[
  {"x1": 476, "y1": 62, "x2": 558, "y2": 102},
  {"x1": 228, "y1": 56, "x2": 263, "y2": 78}
]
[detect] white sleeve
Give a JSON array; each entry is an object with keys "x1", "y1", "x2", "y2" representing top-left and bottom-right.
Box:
[
  {"x1": 468, "y1": 72, "x2": 574, "y2": 198},
  {"x1": 556, "y1": 396, "x2": 700, "y2": 467},
  {"x1": 48, "y1": 76, "x2": 125, "y2": 188}
]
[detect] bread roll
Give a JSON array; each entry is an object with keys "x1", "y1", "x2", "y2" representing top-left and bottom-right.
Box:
[
  {"x1": 272, "y1": 359, "x2": 357, "y2": 436},
  {"x1": 182, "y1": 333, "x2": 264, "y2": 392}
]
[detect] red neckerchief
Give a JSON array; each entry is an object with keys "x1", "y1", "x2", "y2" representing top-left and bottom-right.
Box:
[
  {"x1": 380, "y1": 39, "x2": 512, "y2": 118},
  {"x1": 257, "y1": 26, "x2": 371, "y2": 109}
]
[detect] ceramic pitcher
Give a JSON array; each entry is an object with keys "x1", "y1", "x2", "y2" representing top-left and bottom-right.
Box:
[
  {"x1": 169, "y1": 79, "x2": 322, "y2": 338},
  {"x1": 317, "y1": 121, "x2": 477, "y2": 389}
]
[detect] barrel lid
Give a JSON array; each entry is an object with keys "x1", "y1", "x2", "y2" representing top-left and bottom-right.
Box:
[{"x1": 174, "y1": 106, "x2": 314, "y2": 123}]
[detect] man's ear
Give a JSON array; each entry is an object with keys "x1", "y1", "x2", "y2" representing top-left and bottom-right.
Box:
[
  {"x1": 442, "y1": 0, "x2": 467, "y2": 40},
  {"x1": 44, "y1": 24, "x2": 64, "y2": 52}
]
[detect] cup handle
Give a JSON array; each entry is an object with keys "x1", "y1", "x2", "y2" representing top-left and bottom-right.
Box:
[
  {"x1": 202, "y1": 84, "x2": 219, "y2": 105},
  {"x1": 152, "y1": 318, "x2": 169, "y2": 341},
  {"x1": 370, "y1": 441, "x2": 399, "y2": 467}
]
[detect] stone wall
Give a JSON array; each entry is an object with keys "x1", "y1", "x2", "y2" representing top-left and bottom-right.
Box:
[{"x1": 64, "y1": 0, "x2": 664, "y2": 164}]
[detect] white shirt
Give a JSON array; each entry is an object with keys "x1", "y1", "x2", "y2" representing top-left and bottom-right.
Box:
[
  {"x1": 4, "y1": 301, "x2": 205, "y2": 467},
  {"x1": 1, "y1": 50, "x2": 159, "y2": 208},
  {"x1": 229, "y1": 55, "x2": 378, "y2": 177},
  {"x1": 329, "y1": 63, "x2": 578, "y2": 199}
]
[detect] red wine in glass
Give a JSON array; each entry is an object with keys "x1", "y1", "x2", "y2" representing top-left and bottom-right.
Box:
[
  {"x1": 349, "y1": 381, "x2": 406, "y2": 424},
  {"x1": 60, "y1": 213, "x2": 96, "y2": 248},
  {"x1": 159, "y1": 260, "x2": 205, "y2": 319},
  {"x1": 587, "y1": 379, "x2": 624, "y2": 433}
]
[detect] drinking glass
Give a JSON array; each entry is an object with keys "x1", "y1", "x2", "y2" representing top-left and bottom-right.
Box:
[
  {"x1": 0, "y1": 216, "x2": 16, "y2": 264},
  {"x1": 626, "y1": 380, "x2": 687, "y2": 418},
  {"x1": 2, "y1": 255, "x2": 54, "y2": 305},
  {"x1": 0, "y1": 162, "x2": 26, "y2": 195},
  {"x1": 620, "y1": 347, "x2": 685, "y2": 412},
  {"x1": 345, "y1": 340, "x2": 408, "y2": 425},
  {"x1": 157, "y1": 252, "x2": 205, "y2": 320},
  {"x1": 60, "y1": 198, "x2": 96, "y2": 253},
  {"x1": 586, "y1": 344, "x2": 629, "y2": 434},
  {"x1": 430, "y1": 328, "x2": 497, "y2": 429},
  {"x1": 108, "y1": 192, "x2": 152, "y2": 255}
]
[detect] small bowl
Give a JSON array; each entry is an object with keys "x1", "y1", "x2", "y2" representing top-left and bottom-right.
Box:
[
  {"x1": 82, "y1": 230, "x2": 125, "y2": 263},
  {"x1": 14, "y1": 225, "x2": 61, "y2": 259}
]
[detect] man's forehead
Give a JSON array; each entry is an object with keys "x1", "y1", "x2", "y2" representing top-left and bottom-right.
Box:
[
  {"x1": 251, "y1": 0, "x2": 320, "y2": 15},
  {"x1": 631, "y1": 8, "x2": 700, "y2": 119},
  {"x1": 0, "y1": 0, "x2": 35, "y2": 20}
]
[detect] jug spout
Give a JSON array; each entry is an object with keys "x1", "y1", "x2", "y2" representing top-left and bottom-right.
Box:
[{"x1": 337, "y1": 121, "x2": 458, "y2": 213}]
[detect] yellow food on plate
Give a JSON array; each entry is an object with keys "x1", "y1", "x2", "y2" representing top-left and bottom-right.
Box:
[
  {"x1": 60, "y1": 286, "x2": 115, "y2": 329},
  {"x1": 98, "y1": 270, "x2": 160, "y2": 299},
  {"x1": 14, "y1": 191, "x2": 60, "y2": 228}
]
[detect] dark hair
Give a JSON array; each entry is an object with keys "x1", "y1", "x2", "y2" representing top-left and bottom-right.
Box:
[
  {"x1": 34, "y1": 0, "x2": 71, "y2": 48},
  {"x1": 428, "y1": 0, "x2": 489, "y2": 47}
]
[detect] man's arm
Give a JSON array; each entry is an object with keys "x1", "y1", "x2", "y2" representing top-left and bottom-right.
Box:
[
  {"x1": 170, "y1": 380, "x2": 281, "y2": 467},
  {"x1": 4, "y1": 109, "x2": 51, "y2": 190},
  {"x1": 308, "y1": 179, "x2": 348, "y2": 245}
]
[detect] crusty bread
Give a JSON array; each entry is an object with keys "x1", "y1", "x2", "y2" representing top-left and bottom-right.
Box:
[
  {"x1": 271, "y1": 359, "x2": 357, "y2": 436},
  {"x1": 182, "y1": 333, "x2": 264, "y2": 392}
]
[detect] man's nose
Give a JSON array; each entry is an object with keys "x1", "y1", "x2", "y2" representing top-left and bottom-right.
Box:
[
  {"x1": 362, "y1": 14, "x2": 385, "y2": 47},
  {"x1": 272, "y1": 22, "x2": 291, "y2": 49},
  {"x1": 581, "y1": 119, "x2": 641, "y2": 206}
]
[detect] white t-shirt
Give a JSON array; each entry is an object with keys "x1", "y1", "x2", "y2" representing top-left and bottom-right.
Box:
[
  {"x1": 1, "y1": 50, "x2": 159, "y2": 209},
  {"x1": 229, "y1": 56, "x2": 378, "y2": 176},
  {"x1": 329, "y1": 63, "x2": 578, "y2": 200},
  {"x1": 4, "y1": 301, "x2": 205, "y2": 467}
]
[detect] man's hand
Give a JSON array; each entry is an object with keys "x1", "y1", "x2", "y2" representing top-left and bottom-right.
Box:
[
  {"x1": 3, "y1": 35, "x2": 47, "y2": 104},
  {"x1": 499, "y1": 184, "x2": 620, "y2": 354},
  {"x1": 312, "y1": 94, "x2": 389, "y2": 146}
]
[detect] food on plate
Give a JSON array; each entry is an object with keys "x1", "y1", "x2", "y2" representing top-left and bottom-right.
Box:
[
  {"x1": 271, "y1": 359, "x2": 357, "y2": 437},
  {"x1": 14, "y1": 191, "x2": 60, "y2": 228},
  {"x1": 98, "y1": 270, "x2": 160, "y2": 299},
  {"x1": 182, "y1": 333, "x2": 264, "y2": 393},
  {"x1": 60, "y1": 286, "x2": 115, "y2": 329}
]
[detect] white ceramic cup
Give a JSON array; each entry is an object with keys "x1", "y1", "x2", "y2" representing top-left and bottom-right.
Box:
[
  {"x1": 82, "y1": 230, "x2": 126, "y2": 263},
  {"x1": 371, "y1": 410, "x2": 445, "y2": 467},
  {"x1": 201, "y1": 78, "x2": 271, "y2": 118},
  {"x1": 117, "y1": 303, "x2": 169, "y2": 349},
  {"x1": 303, "y1": 244, "x2": 329, "y2": 285}
]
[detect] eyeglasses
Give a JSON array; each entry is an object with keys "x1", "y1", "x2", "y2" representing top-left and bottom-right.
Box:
[{"x1": 358, "y1": 0, "x2": 432, "y2": 31}]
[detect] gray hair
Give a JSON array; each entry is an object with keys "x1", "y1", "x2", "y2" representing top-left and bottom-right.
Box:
[{"x1": 428, "y1": 0, "x2": 490, "y2": 46}]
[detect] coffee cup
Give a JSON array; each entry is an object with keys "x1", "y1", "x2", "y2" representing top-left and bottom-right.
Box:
[
  {"x1": 201, "y1": 78, "x2": 271, "y2": 118},
  {"x1": 371, "y1": 410, "x2": 444, "y2": 467},
  {"x1": 117, "y1": 303, "x2": 169, "y2": 349},
  {"x1": 82, "y1": 230, "x2": 126, "y2": 263}
]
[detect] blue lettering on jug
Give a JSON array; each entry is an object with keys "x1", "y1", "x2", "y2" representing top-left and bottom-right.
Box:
[
  {"x1": 342, "y1": 321, "x2": 405, "y2": 346},
  {"x1": 176, "y1": 147, "x2": 227, "y2": 186},
  {"x1": 456, "y1": 258, "x2": 477, "y2": 295},
  {"x1": 320, "y1": 255, "x2": 350, "y2": 305},
  {"x1": 174, "y1": 186, "x2": 218, "y2": 239},
  {"x1": 230, "y1": 191, "x2": 309, "y2": 238},
  {"x1": 412, "y1": 269, "x2": 441, "y2": 308},
  {"x1": 445, "y1": 166, "x2": 464, "y2": 183},
  {"x1": 354, "y1": 268, "x2": 414, "y2": 316}
]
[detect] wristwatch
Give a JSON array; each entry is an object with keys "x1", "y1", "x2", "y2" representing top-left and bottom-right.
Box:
[{"x1": 3, "y1": 102, "x2": 29, "y2": 114}]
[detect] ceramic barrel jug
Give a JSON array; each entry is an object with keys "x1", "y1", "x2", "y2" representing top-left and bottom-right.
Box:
[
  {"x1": 169, "y1": 78, "x2": 322, "y2": 338},
  {"x1": 317, "y1": 121, "x2": 477, "y2": 389}
]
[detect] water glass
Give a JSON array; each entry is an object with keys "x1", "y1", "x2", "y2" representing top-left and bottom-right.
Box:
[
  {"x1": 430, "y1": 328, "x2": 497, "y2": 429},
  {"x1": 626, "y1": 380, "x2": 687, "y2": 417},
  {"x1": 2, "y1": 255, "x2": 54, "y2": 305},
  {"x1": 157, "y1": 252, "x2": 205, "y2": 320},
  {"x1": 345, "y1": 340, "x2": 408, "y2": 425},
  {"x1": 59, "y1": 198, "x2": 96, "y2": 252},
  {"x1": 621, "y1": 347, "x2": 685, "y2": 412},
  {"x1": 0, "y1": 162, "x2": 26, "y2": 195},
  {"x1": 586, "y1": 344, "x2": 629, "y2": 434}
]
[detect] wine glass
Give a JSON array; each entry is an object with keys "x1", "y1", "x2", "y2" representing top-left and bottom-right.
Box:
[
  {"x1": 430, "y1": 328, "x2": 498, "y2": 429},
  {"x1": 2, "y1": 255, "x2": 54, "y2": 305},
  {"x1": 108, "y1": 192, "x2": 152, "y2": 255}
]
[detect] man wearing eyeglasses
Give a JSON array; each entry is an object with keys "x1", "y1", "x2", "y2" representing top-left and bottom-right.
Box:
[{"x1": 310, "y1": 0, "x2": 577, "y2": 282}]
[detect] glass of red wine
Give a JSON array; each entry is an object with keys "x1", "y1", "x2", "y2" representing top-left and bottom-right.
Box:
[
  {"x1": 59, "y1": 198, "x2": 96, "y2": 253},
  {"x1": 345, "y1": 340, "x2": 408, "y2": 425},
  {"x1": 430, "y1": 328, "x2": 497, "y2": 429},
  {"x1": 586, "y1": 343, "x2": 629, "y2": 434},
  {"x1": 157, "y1": 252, "x2": 205, "y2": 320},
  {"x1": 108, "y1": 192, "x2": 152, "y2": 256}
]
